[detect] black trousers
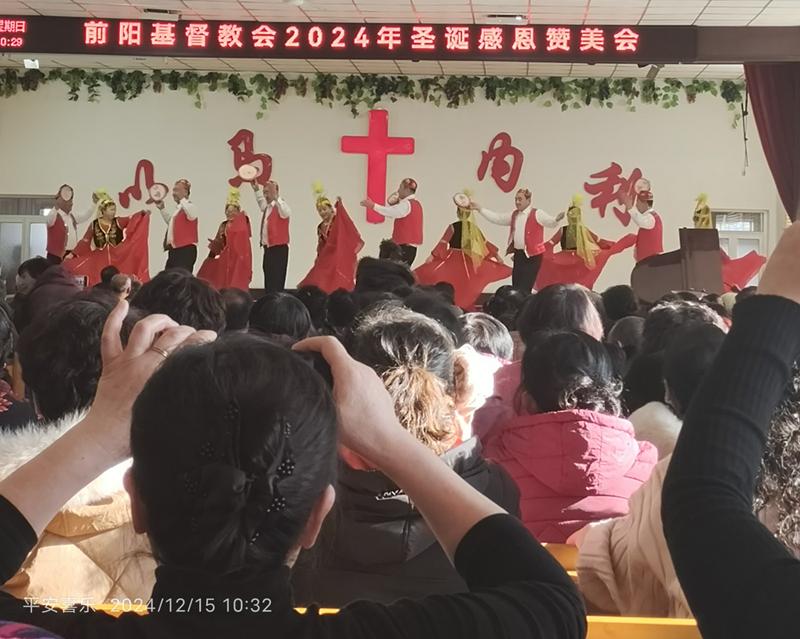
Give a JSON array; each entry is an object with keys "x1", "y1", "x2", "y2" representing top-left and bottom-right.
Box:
[
  {"x1": 399, "y1": 244, "x2": 418, "y2": 267},
  {"x1": 512, "y1": 250, "x2": 543, "y2": 293},
  {"x1": 263, "y1": 244, "x2": 289, "y2": 292},
  {"x1": 165, "y1": 245, "x2": 198, "y2": 273},
  {"x1": 46, "y1": 253, "x2": 62, "y2": 265}
]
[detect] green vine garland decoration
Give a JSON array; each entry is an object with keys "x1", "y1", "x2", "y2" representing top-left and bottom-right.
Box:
[{"x1": 0, "y1": 68, "x2": 745, "y2": 126}]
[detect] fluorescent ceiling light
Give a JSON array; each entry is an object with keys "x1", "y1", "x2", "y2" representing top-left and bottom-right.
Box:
[{"x1": 23, "y1": 59, "x2": 39, "y2": 69}]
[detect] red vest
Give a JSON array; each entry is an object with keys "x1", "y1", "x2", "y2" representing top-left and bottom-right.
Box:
[
  {"x1": 172, "y1": 208, "x2": 198, "y2": 249},
  {"x1": 262, "y1": 205, "x2": 289, "y2": 247},
  {"x1": 508, "y1": 208, "x2": 545, "y2": 257},
  {"x1": 46, "y1": 212, "x2": 75, "y2": 257},
  {"x1": 392, "y1": 198, "x2": 423, "y2": 246},
  {"x1": 634, "y1": 212, "x2": 663, "y2": 262}
]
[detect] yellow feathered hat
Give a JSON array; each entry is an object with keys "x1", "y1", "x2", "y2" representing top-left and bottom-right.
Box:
[
  {"x1": 94, "y1": 189, "x2": 115, "y2": 218},
  {"x1": 693, "y1": 192, "x2": 712, "y2": 229},
  {"x1": 226, "y1": 187, "x2": 241, "y2": 209},
  {"x1": 312, "y1": 181, "x2": 332, "y2": 210}
]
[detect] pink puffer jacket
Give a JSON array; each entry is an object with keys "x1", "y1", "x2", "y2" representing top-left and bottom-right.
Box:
[{"x1": 484, "y1": 408, "x2": 657, "y2": 543}]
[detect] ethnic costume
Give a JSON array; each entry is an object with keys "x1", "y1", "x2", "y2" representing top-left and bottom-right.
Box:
[
  {"x1": 299, "y1": 185, "x2": 364, "y2": 293},
  {"x1": 197, "y1": 188, "x2": 253, "y2": 291},
  {"x1": 415, "y1": 194, "x2": 511, "y2": 310}
]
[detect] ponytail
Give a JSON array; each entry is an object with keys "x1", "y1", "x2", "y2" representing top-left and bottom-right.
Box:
[{"x1": 381, "y1": 365, "x2": 458, "y2": 456}]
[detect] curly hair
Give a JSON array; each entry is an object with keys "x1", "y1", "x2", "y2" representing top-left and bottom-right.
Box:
[
  {"x1": 754, "y1": 368, "x2": 800, "y2": 553},
  {"x1": 348, "y1": 305, "x2": 458, "y2": 455}
]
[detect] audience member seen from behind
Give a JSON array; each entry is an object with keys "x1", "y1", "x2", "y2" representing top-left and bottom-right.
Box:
[
  {"x1": 606, "y1": 316, "x2": 645, "y2": 374},
  {"x1": 220, "y1": 288, "x2": 253, "y2": 332},
  {"x1": 0, "y1": 307, "x2": 586, "y2": 639},
  {"x1": 623, "y1": 300, "x2": 725, "y2": 413},
  {"x1": 131, "y1": 268, "x2": 226, "y2": 332},
  {"x1": 354, "y1": 256, "x2": 415, "y2": 295},
  {"x1": 95, "y1": 265, "x2": 120, "y2": 291},
  {"x1": 14, "y1": 264, "x2": 80, "y2": 334},
  {"x1": 662, "y1": 222, "x2": 800, "y2": 637},
  {"x1": 0, "y1": 307, "x2": 35, "y2": 431},
  {"x1": 484, "y1": 330, "x2": 657, "y2": 543},
  {"x1": 13, "y1": 257, "x2": 49, "y2": 325},
  {"x1": 293, "y1": 306, "x2": 520, "y2": 606},
  {"x1": 474, "y1": 283, "x2": 605, "y2": 441},
  {"x1": 601, "y1": 285, "x2": 639, "y2": 327},
  {"x1": 460, "y1": 312, "x2": 513, "y2": 362},
  {"x1": 5, "y1": 296, "x2": 154, "y2": 603},
  {"x1": 249, "y1": 292, "x2": 312, "y2": 342},
  {"x1": 110, "y1": 274, "x2": 132, "y2": 300},
  {"x1": 293, "y1": 285, "x2": 328, "y2": 332}
]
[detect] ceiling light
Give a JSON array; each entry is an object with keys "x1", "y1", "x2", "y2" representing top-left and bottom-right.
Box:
[
  {"x1": 23, "y1": 59, "x2": 39, "y2": 69},
  {"x1": 142, "y1": 8, "x2": 180, "y2": 21},
  {"x1": 284, "y1": 0, "x2": 305, "y2": 5},
  {"x1": 482, "y1": 14, "x2": 527, "y2": 25}
]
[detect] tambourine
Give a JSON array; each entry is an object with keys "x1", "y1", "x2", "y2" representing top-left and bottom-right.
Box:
[
  {"x1": 59, "y1": 185, "x2": 74, "y2": 202},
  {"x1": 453, "y1": 192, "x2": 471, "y2": 208},
  {"x1": 237, "y1": 162, "x2": 264, "y2": 182},
  {"x1": 387, "y1": 191, "x2": 400, "y2": 206},
  {"x1": 634, "y1": 177, "x2": 651, "y2": 194},
  {"x1": 148, "y1": 182, "x2": 169, "y2": 203}
]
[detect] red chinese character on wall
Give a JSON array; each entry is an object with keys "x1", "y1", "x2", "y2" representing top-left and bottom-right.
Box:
[
  {"x1": 185, "y1": 23, "x2": 210, "y2": 48},
  {"x1": 546, "y1": 27, "x2": 571, "y2": 52},
  {"x1": 511, "y1": 26, "x2": 535, "y2": 51},
  {"x1": 614, "y1": 27, "x2": 639, "y2": 52},
  {"x1": 583, "y1": 162, "x2": 644, "y2": 226},
  {"x1": 410, "y1": 25, "x2": 436, "y2": 50},
  {"x1": 151, "y1": 22, "x2": 176, "y2": 46},
  {"x1": 227, "y1": 129, "x2": 273, "y2": 188},
  {"x1": 218, "y1": 23, "x2": 244, "y2": 48},
  {"x1": 478, "y1": 26, "x2": 503, "y2": 51},
  {"x1": 251, "y1": 24, "x2": 277, "y2": 48},
  {"x1": 118, "y1": 21, "x2": 142, "y2": 46},
  {"x1": 84, "y1": 20, "x2": 109, "y2": 45},
  {"x1": 15, "y1": 19, "x2": 25, "y2": 32},
  {"x1": 444, "y1": 26, "x2": 470, "y2": 51},
  {"x1": 579, "y1": 27, "x2": 604, "y2": 52},
  {"x1": 477, "y1": 132, "x2": 524, "y2": 194},
  {"x1": 377, "y1": 26, "x2": 402, "y2": 50}
]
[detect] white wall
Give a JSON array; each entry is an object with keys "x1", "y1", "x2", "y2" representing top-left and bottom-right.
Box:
[{"x1": 0, "y1": 80, "x2": 779, "y2": 291}]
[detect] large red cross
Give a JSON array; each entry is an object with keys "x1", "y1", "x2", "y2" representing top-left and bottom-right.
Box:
[{"x1": 341, "y1": 109, "x2": 415, "y2": 223}]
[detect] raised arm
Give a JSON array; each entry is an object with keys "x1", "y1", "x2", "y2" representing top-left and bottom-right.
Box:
[
  {"x1": 662, "y1": 223, "x2": 800, "y2": 639},
  {"x1": 0, "y1": 303, "x2": 214, "y2": 544},
  {"x1": 253, "y1": 186, "x2": 268, "y2": 214},
  {"x1": 43, "y1": 208, "x2": 57, "y2": 228},
  {"x1": 274, "y1": 197, "x2": 291, "y2": 219},
  {"x1": 296, "y1": 336, "x2": 585, "y2": 639},
  {"x1": 73, "y1": 203, "x2": 95, "y2": 225},
  {"x1": 180, "y1": 198, "x2": 198, "y2": 221},
  {"x1": 477, "y1": 207, "x2": 514, "y2": 226},
  {"x1": 372, "y1": 198, "x2": 411, "y2": 220},
  {"x1": 629, "y1": 208, "x2": 656, "y2": 230},
  {"x1": 535, "y1": 209, "x2": 565, "y2": 229}
]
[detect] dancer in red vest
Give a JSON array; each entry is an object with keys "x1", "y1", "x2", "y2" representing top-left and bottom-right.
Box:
[
  {"x1": 361, "y1": 178, "x2": 423, "y2": 266},
  {"x1": 155, "y1": 179, "x2": 198, "y2": 272},
  {"x1": 628, "y1": 187, "x2": 664, "y2": 262},
  {"x1": 253, "y1": 180, "x2": 291, "y2": 292},
  {"x1": 474, "y1": 188, "x2": 564, "y2": 293},
  {"x1": 197, "y1": 187, "x2": 253, "y2": 291},
  {"x1": 44, "y1": 184, "x2": 94, "y2": 264}
]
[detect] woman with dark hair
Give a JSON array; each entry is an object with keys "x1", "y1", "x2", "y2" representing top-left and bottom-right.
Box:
[
  {"x1": 294, "y1": 305, "x2": 519, "y2": 606},
  {"x1": 474, "y1": 283, "x2": 604, "y2": 440},
  {"x1": 0, "y1": 302, "x2": 585, "y2": 639},
  {"x1": 484, "y1": 330, "x2": 657, "y2": 542},
  {"x1": 292, "y1": 285, "x2": 328, "y2": 332},
  {"x1": 2, "y1": 296, "x2": 152, "y2": 603},
  {"x1": 249, "y1": 292, "x2": 312, "y2": 341},
  {"x1": 0, "y1": 306, "x2": 34, "y2": 431}
]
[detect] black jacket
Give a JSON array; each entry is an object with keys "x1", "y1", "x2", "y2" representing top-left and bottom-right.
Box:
[{"x1": 293, "y1": 437, "x2": 520, "y2": 606}]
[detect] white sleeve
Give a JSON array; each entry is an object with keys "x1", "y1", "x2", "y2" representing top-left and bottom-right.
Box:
[
  {"x1": 180, "y1": 198, "x2": 198, "y2": 221},
  {"x1": 44, "y1": 209, "x2": 57, "y2": 227},
  {"x1": 478, "y1": 208, "x2": 513, "y2": 226},
  {"x1": 254, "y1": 189, "x2": 268, "y2": 214},
  {"x1": 275, "y1": 197, "x2": 291, "y2": 219},
  {"x1": 73, "y1": 204, "x2": 95, "y2": 224},
  {"x1": 535, "y1": 209, "x2": 561, "y2": 228},
  {"x1": 159, "y1": 206, "x2": 173, "y2": 226},
  {"x1": 630, "y1": 209, "x2": 656, "y2": 230},
  {"x1": 373, "y1": 199, "x2": 411, "y2": 220}
]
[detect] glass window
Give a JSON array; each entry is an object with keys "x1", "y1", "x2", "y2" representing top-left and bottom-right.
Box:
[{"x1": 713, "y1": 211, "x2": 763, "y2": 233}]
